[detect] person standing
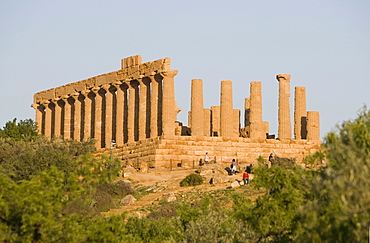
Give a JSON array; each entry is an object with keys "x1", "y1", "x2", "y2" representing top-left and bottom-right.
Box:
[
  {"x1": 204, "y1": 152, "x2": 210, "y2": 164},
  {"x1": 231, "y1": 159, "x2": 237, "y2": 174},
  {"x1": 242, "y1": 171, "x2": 249, "y2": 185}
]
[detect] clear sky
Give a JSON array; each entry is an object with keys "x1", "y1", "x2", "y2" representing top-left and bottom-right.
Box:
[{"x1": 1, "y1": 0, "x2": 369, "y2": 139}]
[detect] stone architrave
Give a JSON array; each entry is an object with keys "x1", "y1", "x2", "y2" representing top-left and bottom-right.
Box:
[
  {"x1": 139, "y1": 77, "x2": 148, "y2": 141},
  {"x1": 307, "y1": 111, "x2": 320, "y2": 140},
  {"x1": 211, "y1": 106, "x2": 220, "y2": 136},
  {"x1": 71, "y1": 92, "x2": 82, "y2": 141},
  {"x1": 42, "y1": 100, "x2": 52, "y2": 138},
  {"x1": 92, "y1": 87, "x2": 103, "y2": 148},
  {"x1": 127, "y1": 81, "x2": 136, "y2": 143},
  {"x1": 276, "y1": 74, "x2": 292, "y2": 140},
  {"x1": 31, "y1": 104, "x2": 43, "y2": 134},
  {"x1": 81, "y1": 90, "x2": 92, "y2": 140},
  {"x1": 61, "y1": 95, "x2": 72, "y2": 139},
  {"x1": 160, "y1": 69, "x2": 178, "y2": 138},
  {"x1": 244, "y1": 97, "x2": 251, "y2": 127},
  {"x1": 103, "y1": 84, "x2": 114, "y2": 148},
  {"x1": 294, "y1": 86, "x2": 307, "y2": 139},
  {"x1": 220, "y1": 80, "x2": 234, "y2": 138},
  {"x1": 249, "y1": 81, "x2": 264, "y2": 139},
  {"x1": 190, "y1": 79, "x2": 204, "y2": 136},
  {"x1": 53, "y1": 98, "x2": 62, "y2": 138},
  {"x1": 114, "y1": 82, "x2": 124, "y2": 146}
]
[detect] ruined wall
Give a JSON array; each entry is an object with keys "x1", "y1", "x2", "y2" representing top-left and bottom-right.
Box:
[{"x1": 97, "y1": 135, "x2": 321, "y2": 169}]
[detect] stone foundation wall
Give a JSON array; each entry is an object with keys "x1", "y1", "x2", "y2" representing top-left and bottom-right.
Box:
[{"x1": 97, "y1": 136, "x2": 321, "y2": 169}]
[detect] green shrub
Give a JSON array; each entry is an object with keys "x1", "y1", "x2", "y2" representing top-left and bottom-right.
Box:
[{"x1": 180, "y1": 173, "x2": 203, "y2": 187}]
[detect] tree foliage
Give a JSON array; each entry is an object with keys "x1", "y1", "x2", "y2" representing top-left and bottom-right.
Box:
[
  {"x1": 295, "y1": 106, "x2": 370, "y2": 242},
  {"x1": 0, "y1": 136, "x2": 96, "y2": 181},
  {"x1": 0, "y1": 155, "x2": 127, "y2": 242},
  {"x1": 0, "y1": 118, "x2": 39, "y2": 141},
  {"x1": 180, "y1": 173, "x2": 203, "y2": 187},
  {"x1": 1, "y1": 108, "x2": 370, "y2": 242}
]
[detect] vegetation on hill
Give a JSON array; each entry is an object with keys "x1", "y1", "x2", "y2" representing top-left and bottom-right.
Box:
[{"x1": 1, "y1": 107, "x2": 370, "y2": 242}]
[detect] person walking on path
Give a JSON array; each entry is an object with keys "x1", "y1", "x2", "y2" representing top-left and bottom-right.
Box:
[{"x1": 242, "y1": 171, "x2": 249, "y2": 185}]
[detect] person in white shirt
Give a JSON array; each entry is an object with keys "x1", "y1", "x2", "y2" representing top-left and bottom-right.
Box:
[{"x1": 205, "y1": 152, "x2": 210, "y2": 164}]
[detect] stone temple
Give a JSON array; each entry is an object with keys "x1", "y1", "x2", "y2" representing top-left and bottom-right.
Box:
[{"x1": 32, "y1": 55, "x2": 321, "y2": 169}]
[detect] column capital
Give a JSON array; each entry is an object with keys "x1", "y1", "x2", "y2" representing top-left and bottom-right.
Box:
[
  {"x1": 276, "y1": 74, "x2": 291, "y2": 81},
  {"x1": 61, "y1": 95, "x2": 70, "y2": 101},
  {"x1": 159, "y1": 70, "x2": 178, "y2": 78},
  {"x1": 71, "y1": 92, "x2": 80, "y2": 99},
  {"x1": 41, "y1": 100, "x2": 50, "y2": 105},
  {"x1": 52, "y1": 97, "x2": 60, "y2": 103},
  {"x1": 101, "y1": 84, "x2": 111, "y2": 91},
  {"x1": 113, "y1": 81, "x2": 122, "y2": 87},
  {"x1": 91, "y1": 86, "x2": 100, "y2": 94},
  {"x1": 80, "y1": 90, "x2": 90, "y2": 97},
  {"x1": 131, "y1": 74, "x2": 144, "y2": 81},
  {"x1": 31, "y1": 103, "x2": 39, "y2": 109}
]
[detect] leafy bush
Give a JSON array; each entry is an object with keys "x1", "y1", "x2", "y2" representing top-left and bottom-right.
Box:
[
  {"x1": 247, "y1": 163, "x2": 307, "y2": 242},
  {"x1": 0, "y1": 136, "x2": 96, "y2": 181},
  {"x1": 0, "y1": 118, "x2": 39, "y2": 141},
  {"x1": 180, "y1": 173, "x2": 203, "y2": 187},
  {"x1": 147, "y1": 202, "x2": 177, "y2": 220},
  {"x1": 295, "y1": 106, "x2": 370, "y2": 242}
]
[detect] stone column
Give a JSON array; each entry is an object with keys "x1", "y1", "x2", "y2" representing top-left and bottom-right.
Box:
[
  {"x1": 139, "y1": 77, "x2": 148, "y2": 141},
  {"x1": 42, "y1": 100, "x2": 52, "y2": 138},
  {"x1": 31, "y1": 104, "x2": 43, "y2": 134},
  {"x1": 114, "y1": 82, "x2": 124, "y2": 146},
  {"x1": 307, "y1": 111, "x2": 320, "y2": 140},
  {"x1": 220, "y1": 80, "x2": 234, "y2": 137},
  {"x1": 211, "y1": 106, "x2": 220, "y2": 136},
  {"x1": 150, "y1": 75, "x2": 159, "y2": 138},
  {"x1": 244, "y1": 97, "x2": 251, "y2": 127},
  {"x1": 92, "y1": 87, "x2": 103, "y2": 148},
  {"x1": 61, "y1": 95, "x2": 72, "y2": 139},
  {"x1": 204, "y1": 108, "x2": 211, "y2": 136},
  {"x1": 190, "y1": 79, "x2": 204, "y2": 136},
  {"x1": 71, "y1": 92, "x2": 82, "y2": 141},
  {"x1": 53, "y1": 98, "x2": 62, "y2": 138},
  {"x1": 233, "y1": 109, "x2": 240, "y2": 137},
  {"x1": 160, "y1": 70, "x2": 178, "y2": 138},
  {"x1": 81, "y1": 90, "x2": 92, "y2": 140},
  {"x1": 294, "y1": 86, "x2": 307, "y2": 139},
  {"x1": 276, "y1": 74, "x2": 292, "y2": 140},
  {"x1": 103, "y1": 84, "x2": 114, "y2": 148},
  {"x1": 127, "y1": 82, "x2": 136, "y2": 143},
  {"x1": 249, "y1": 81, "x2": 264, "y2": 139}
]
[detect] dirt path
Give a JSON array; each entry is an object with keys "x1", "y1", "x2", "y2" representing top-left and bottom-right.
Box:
[{"x1": 102, "y1": 169, "x2": 245, "y2": 217}]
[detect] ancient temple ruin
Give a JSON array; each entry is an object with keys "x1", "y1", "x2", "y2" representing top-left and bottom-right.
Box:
[{"x1": 32, "y1": 55, "x2": 321, "y2": 168}]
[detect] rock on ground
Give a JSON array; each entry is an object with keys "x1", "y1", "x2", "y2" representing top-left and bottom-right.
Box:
[{"x1": 120, "y1": 195, "x2": 137, "y2": 205}]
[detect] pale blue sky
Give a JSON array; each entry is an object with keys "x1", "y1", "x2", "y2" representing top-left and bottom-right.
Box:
[{"x1": 1, "y1": 0, "x2": 369, "y2": 139}]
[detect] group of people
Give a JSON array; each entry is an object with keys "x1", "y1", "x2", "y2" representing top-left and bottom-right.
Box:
[{"x1": 203, "y1": 152, "x2": 252, "y2": 186}]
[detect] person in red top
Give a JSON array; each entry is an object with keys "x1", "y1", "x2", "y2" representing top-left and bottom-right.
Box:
[{"x1": 242, "y1": 171, "x2": 249, "y2": 185}]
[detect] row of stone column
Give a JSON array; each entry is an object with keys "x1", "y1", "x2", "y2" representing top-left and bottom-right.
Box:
[
  {"x1": 277, "y1": 74, "x2": 320, "y2": 140},
  {"x1": 189, "y1": 76, "x2": 320, "y2": 140},
  {"x1": 32, "y1": 70, "x2": 178, "y2": 148},
  {"x1": 190, "y1": 79, "x2": 240, "y2": 138}
]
